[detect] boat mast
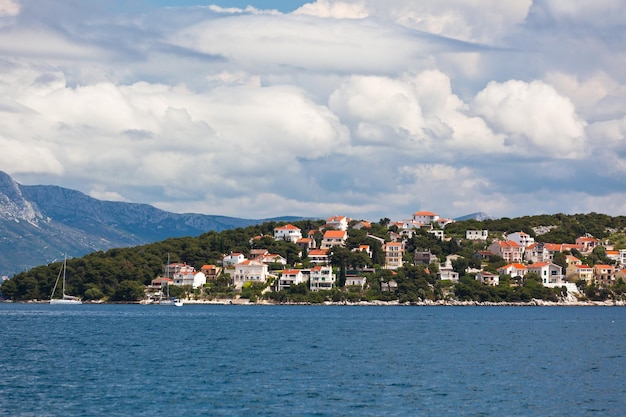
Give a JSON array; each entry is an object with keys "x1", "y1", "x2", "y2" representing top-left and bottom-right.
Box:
[{"x1": 62, "y1": 254, "x2": 67, "y2": 297}]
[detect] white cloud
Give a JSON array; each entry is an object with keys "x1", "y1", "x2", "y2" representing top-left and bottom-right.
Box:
[
  {"x1": 1, "y1": 0, "x2": 626, "y2": 221},
  {"x1": 295, "y1": 0, "x2": 533, "y2": 43},
  {"x1": 472, "y1": 79, "x2": 587, "y2": 157}
]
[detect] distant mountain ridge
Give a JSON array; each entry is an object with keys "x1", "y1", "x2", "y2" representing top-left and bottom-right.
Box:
[
  {"x1": 454, "y1": 212, "x2": 492, "y2": 221},
  {"x1": 0, "y1": 171, "x2": 304, "y2": 276}
]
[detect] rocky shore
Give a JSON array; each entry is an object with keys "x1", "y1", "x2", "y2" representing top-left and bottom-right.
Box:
[{"x1": 178, "y1": 298, "x2": 625, "y2": 307}]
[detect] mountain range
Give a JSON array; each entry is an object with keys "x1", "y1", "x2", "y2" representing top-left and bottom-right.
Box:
[{"x1": 0, "y1": 171, "x2": 303, "y2": 276}]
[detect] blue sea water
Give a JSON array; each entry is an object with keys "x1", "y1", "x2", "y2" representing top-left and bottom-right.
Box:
[{"x1": 0, "y1": 304, "x2": 624, "y2": 417}]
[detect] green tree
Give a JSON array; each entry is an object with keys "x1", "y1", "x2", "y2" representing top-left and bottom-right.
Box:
[{"x1": 110, "y1": 280, "x2": 145, "y2": 302}]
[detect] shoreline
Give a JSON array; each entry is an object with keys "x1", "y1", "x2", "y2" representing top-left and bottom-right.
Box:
[{"x1": 3, "y1": 299, "x2": 624, "y2": 307}]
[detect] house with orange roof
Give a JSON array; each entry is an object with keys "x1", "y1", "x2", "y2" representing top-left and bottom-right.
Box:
[
  {"x1": 593, "y1": 264, "x2": 618, "y2": 287},
  {"x1": 353, "y1": 220, "x2": 371, "y2": 230},
  {"x1": 566, "y1": 255, "x2": 582, "y2": 266},
  {"x1": 201, "y1": 265, "x2": 221, "y2": 281},
  {"x1": 296, "y1": 237, "x2": 316, "y2": 250},
  {"x1": 259, "y1": 253, "x2": 287, "y2": 266},
  {"x1": 566, "y1": 264, "x2": 593, "y2": 285},
  {"x1": 326, "y1": 215, "x2": 349, "y2": 231},
  {"x1": 274, "y1": 224, "x2": 302, "y2": 243},
  {"x1": 576, "y1": 236, "x2": 600, "y2": 253},
  {"x1": 308, "y1": 249, "x2": 329, "y2": 265},
  {"x1": 412, "y1": 211, "x2": 439, "y2": 224},
  {"x1": 321, "y1": 229, "x2": 348, "y2": 249},
  {"x1": 497, "y1": 263, "x2": 528, "y2": 278},
  {"x1": 277, "y1": 269, "x2": 305, "y2": 291},
  {"x1": 488, "y1": 240, "x2": 524, "y2": 263},
  {"x1": 605, "y1": 250, "x2": 620, "y2": 263},
  {"x1": 232, "y1": 259, "x2": 270, "y2": 289},
  {"x1": 383, "y1": 241, "x2": 404, "y2": 269},
  {"x1": 309, "y1": 265, "x2": 335, "y2": 292},
  {"x1": 352, "y1": 244, "x2": 372, "y2": 258},
  {"x1": 527, "y1": 262, "x2": 564, "y2": 286}
]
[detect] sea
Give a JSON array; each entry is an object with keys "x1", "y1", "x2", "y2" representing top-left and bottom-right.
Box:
[{"x1": 0, "y1": 304, "x2": 624, "y2": 417}]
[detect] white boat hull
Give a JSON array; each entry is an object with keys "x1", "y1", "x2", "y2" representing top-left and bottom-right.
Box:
[{"x1": 50, "y1": 299, "x2": 82, "y2": 305}]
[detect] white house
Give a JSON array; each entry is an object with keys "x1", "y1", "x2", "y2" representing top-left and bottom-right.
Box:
[
  {"x1": 309, "y1": 265, "x2": 335, "y2": 292},
  {"x1": 428, "y1": 229, "x2": 444, "y2": 240},
  {"x1": 232, "y1": 260, "x2": 269, "y2": 289},
  {"x1": 526, "y1": 262, "x2": 564, "y2": 285},
  {"x1": 308, "y1": 249, "x2": 330, "y2": 265},
  {"x1": 345, "y1": 276, "x2": 367, "y2": 288},
  {"x1": 326, "y1": 215, "x2": 349, "y2": 231},
  {"x1": 277, "y1": 269, "x2": 305, "y2": 291},
  {"x1": 496, "y1": 263, "x2": 528, "y2": 279},
  {"x1": 412, "y1": 211, "x2": 439, "y2": 224},
  {"x1": 223, "y1": 252, "x2": 246, "y2": 267},
  {"x1": 506, "y1": 232, "x2": 535, "y2": 248},
  {"x1": 173, "y1": 271, "x2": 206, "y2": 289},
  {"x1": 321, "y1": 230, "x2": 348, "y2": 249},
  {"x1": 476, "y1": 271, "x2": 499, "y2": 286},
  {"x1": 273, "y1": 224, "x2": 302, "y2": 243},
  {"x1": 466, "y1": 230, "x2": 488, "y2": 240}
]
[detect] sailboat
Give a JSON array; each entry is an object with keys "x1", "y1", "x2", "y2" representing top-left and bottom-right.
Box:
[
  {"x1": 157, "y1": 282, "x2": 182, "y2": 306},
  {"x1": 50, "y1": 255, "x2": 82, "y2": 305}
]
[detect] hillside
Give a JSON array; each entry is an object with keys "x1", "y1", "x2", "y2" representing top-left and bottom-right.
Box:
[{"x1": 0, "y1": 171, "x2": 304, "y2": 276}]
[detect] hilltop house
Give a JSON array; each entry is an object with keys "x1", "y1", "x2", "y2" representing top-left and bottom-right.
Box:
[
  {"x1": 326, "y1": 215, "x2": 349, "y2": 231},
  {"x1": 413, "y1": 211, "x2": 439, "y2": 224},
  {"x1": 274, "y1": 224, "x2": 302, "y2": 243}
]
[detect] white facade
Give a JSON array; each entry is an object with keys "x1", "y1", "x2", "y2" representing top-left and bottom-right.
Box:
[
  {"x1": 466, "y1": 230, "x2": 488, "y2": 240},
  {"x1": 476, "y1": 271, "x2": 500, "y2": 286},
  {"x1": 326, "y1": 215, "x2": 349, "y2": 231},
  {"x1": 173, "y1": 271, "x2": 206, "y2": 289},
  {"x1": 278, "y1": 269, "x2": 304, "y2": 291},
  {"x1": 507, "y1": 232, "x2": 535, "y2": 248},
  {"x1": 413, "y1": 211, "x2": 439, "y2": 224},
  {"x1": 223, "y1": 252, "x2": 246, "y2": 266},
  {"x1": 309, "y1": 266, "x2": 335, "y2": 291},
  {"x1": 273, "y1": 224, "x2": 302, "y2": 243},
  {"x1": 526, "y1": 262, "x2": 563, "y2": 285},
  {"x1": 232, "y1": 260, "x2": 269, "y2": 289}
]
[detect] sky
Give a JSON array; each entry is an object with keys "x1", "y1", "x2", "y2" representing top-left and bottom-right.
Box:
[{"x1": 0, "y1": 0, "x2": 625, "y2": 222}]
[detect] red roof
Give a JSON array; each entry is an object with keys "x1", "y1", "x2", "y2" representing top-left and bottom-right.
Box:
[
  {"x1": 323, "y1": 230, "x2": 347, "y2": 238},
  {"x1": 275, "y1": 224, "x2": 300, "y2": 230}
]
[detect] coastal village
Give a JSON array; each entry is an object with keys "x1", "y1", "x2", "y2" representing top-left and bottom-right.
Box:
[{"x1": 143, "y1": 211, "x2": 626, "y2": 304}]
